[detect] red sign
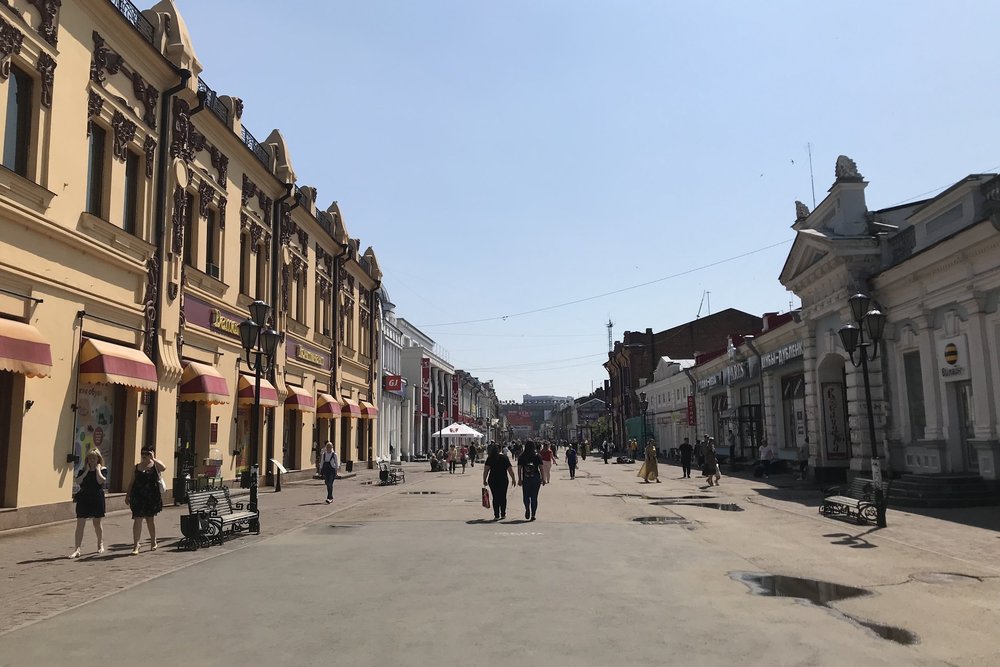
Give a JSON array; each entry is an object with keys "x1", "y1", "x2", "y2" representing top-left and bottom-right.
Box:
[
  {"x1": 452, "y1": 376, "x2": 459, "y2": 421},
  {"x1": 384, "y1": 375, "x2": 403, "y2": 392},
  {"x1": 687, "y1": 396, "x2": 697, "y2": 426},
  {"x1": 421, "y1": 358, "x2": 431, "y2": 416}
]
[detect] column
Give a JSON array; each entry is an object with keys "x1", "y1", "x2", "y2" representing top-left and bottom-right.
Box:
[
  {"x1": 962, "y1": 297, "x2": 997, "y2": 442},
  {"x1": 916, "y1": 312, "x2": 943, "y2": 440}
]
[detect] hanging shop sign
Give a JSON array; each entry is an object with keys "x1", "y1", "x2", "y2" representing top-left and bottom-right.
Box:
[
  {"x1": 452, "y1": 375, "x2": 460, "y2": 421},
  {"x1": 760, "y1": 341, "x2": 804, "y2": 370},
  {"x1": 687, "y1": 395, "x2": 697, "y2": 426},
  {"x1": 384, "y1": 375, "x2": 403, "y2": 392},
  {"x1": 421, "y1": 358, "x2": 431, "y2": 415},
  {"x1": 938, "y1": 336, "x2": 970, "y2": 382}
]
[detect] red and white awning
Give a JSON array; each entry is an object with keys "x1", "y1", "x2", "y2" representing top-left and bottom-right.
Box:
[
  {"x1": 237, "y1": 374, "x2": 279, "y2": 407},
  {"x1": 179, "y1": 362, "x2": 230, "y2": 404},
  {"x1": 0, "y1": 319, "x2": 52, "y2": 378},
  {"x1": 285, "y1": 385, "x2": 316, "y2": 412},
  {"x1": 79, "y1": 338, "x2": 157, "y2": 391}
]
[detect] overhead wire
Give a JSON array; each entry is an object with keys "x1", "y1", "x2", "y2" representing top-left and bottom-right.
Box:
[{"x1": 417, "y1": 238, "x2": 793, "y2": 327}]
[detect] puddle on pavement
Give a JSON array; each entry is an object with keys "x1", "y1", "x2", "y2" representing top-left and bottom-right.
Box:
[
  {"x1": 632, "y1": 516, "x2": 689, "y2": 525},
  {"x1": 402, "y1": 491, "x2": 440, "y2": 495},
  {"x1": 731, "y1": 572, "x2": 917, "y2": 646},
  {"x1": 651, "y1": 501, "x2": 743, "y2": 511}
]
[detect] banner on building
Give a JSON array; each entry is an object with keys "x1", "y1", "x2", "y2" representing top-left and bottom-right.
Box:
[
  {"x1": 421, "y1": 358, "x2": 431, "y2": 416},
  {"x1": 686, "y1": 396, "x2": 696, "y2": 425},
  {"x1": 384, "y1": 375, "x2": 403, "y2": 392},
  {"x1": 452, "y1": 375, "x2": 459, "y2": 421},
  {"x1": 821, "y1": 382, "x2": 849, "y2": 460}
]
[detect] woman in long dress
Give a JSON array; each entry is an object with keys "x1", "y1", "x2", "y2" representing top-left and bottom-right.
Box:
[{"x1": 637, "y1": 440, "x2": 660, "y2": 483}]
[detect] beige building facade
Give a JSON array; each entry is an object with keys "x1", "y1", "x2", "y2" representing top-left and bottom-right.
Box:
[{"x1": 0, "y1": 0, "x2": 381, "y2": 530}]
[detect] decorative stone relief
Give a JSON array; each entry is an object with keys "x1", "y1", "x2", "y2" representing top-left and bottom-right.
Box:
[
  {"x1": 142, "y1": 256, "x2": 158, "y2": 359},
  {"x1": 279, "y1": 206, "x2": 293, "y2": 245},
  {"x1": 171, "y1": 185, "x2": 187, "y2": 255},
  {"x1": 241, "y1": 173, "x2": 258, "y2": 207},
  {"x1": 795, "y1": 200, "x2": 810, "y2": 222},
  {"x1": 249, "y1": 220, "x2": 264, "y2": 252},
  {"x1": 232, "y1": 97, "x2": 244, "y2": 119},
  {"x1": 90, "y1": 32, "x2": 122, "y2": 86},
  {"x1": 35, "y1": 51, "x2": 55, "y2": 108},
  {"x1": 29, "y1": 0, "x2": 61, "y2": 47},
  {"x1": 835, "y1": 155, "x2": 862, "y2": 180},
  {"x1": 170, "y1": 98, "x2": 205, "y2": 163},
  {"x1": 218, "y1": 197, "x2": 227, "y2": 230},
  {"x1": 209, "y1": 146, "x2": 228, "y2": 186},
  {"x1": 131, "y1": 71, "x2": 158, "y2": 129},
  {"x1": 198, "y1": 180, "x2": 215, "y2": 219},
  {"x1": 111, "y1": 110, "x2": 136, "y2": 161},
  {"x1": 167, "y1": 281, "x2": 178, "y2": 301},
  {"x1": 296, "y1": 227, "x2": 308, "y2": 250},
  {"x1": 87, "y1": 89, "x2": 103, "y2": 136},
  {"x1": 281, "y1": 264, "x2": 289, "y2": 311},
  {"x1": 0, "y1": 17, "x2": 24, "y2": 80},
  {"x1": 143, "y1": 136, "x2": 156, "y2": 179}
]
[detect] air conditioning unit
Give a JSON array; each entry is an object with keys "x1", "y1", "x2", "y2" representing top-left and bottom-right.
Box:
[{"x1": 206, "y1": 263, "x2": 220, "y2": 279}]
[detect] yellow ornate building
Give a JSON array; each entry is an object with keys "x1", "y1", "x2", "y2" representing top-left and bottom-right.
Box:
[{"x1": 0, "y1": 0, "x2": 381, "y2": 530}]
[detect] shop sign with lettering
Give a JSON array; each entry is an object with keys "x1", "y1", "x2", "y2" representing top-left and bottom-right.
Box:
[
  {"x1": 421, "y1": 358, "x2": 431, "y2": 415},
  {"x1": 697, "y1": 372, "x2": 722, "y2": 391},
  {"x1": 723, "y1": 356, "x2": 759, "y2": 385},
  {"x1": 938, "y1": 336, "x2": 970, "y2": 382},
  {"x1": 760, "y1": 341, "x2": 804, "y2": 370},
  {"x1": 295, "y1": 345, "x2": 326, "y2": 367},
  {"x1": 210, "y1": 309, "x2": 241, "y2": 338}
]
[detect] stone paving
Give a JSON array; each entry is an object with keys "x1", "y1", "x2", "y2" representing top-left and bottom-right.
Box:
[{"x1": 0, "y1": 463, "x2": 430, "y2": 636}]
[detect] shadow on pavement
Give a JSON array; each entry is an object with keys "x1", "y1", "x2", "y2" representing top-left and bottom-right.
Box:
[
  {"x1": 824, "y1": 529, "x2": 880, "y2": 549},
  {"x1": 889, "y1": 505, "x2": 1000, "y2": 533},
  {"x1": 466, "y1": 519, "x2": 495, "y2": 525}
]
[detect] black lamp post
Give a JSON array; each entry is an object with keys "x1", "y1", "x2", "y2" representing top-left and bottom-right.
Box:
[
  {"x1": 238, "y1": 300, "x2": 279, "y2": 525},
  {"x1": 838, "y1": 293, "x2": 888, "y2": 527},
  {"x1": 639, "y1": 391, "x2": 650, "y2": 455}
]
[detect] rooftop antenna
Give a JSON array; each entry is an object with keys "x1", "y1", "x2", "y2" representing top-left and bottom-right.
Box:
[
  {"x1": 807, "y1": 142, "x2": 817, "y2": 208},
  {"x1": 696, "y1": 290, "x2": 711, "y2": 318},
  {"x1": 606, "y1": 318, "x2": 614, "y2": 353}
]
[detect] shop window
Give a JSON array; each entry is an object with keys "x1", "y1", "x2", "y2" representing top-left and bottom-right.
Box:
[
  {"x1": 3, "y1": 66, "x2": 34, "y2": 178},
  {"x1": 782, "y1": 375, "x2": 806, "y2": 450},
  {"x1": 74, "y1": 383, "x2": 126, "y2": 493},
  {"x1": 903, "y1": 351, "x2": 926, "y2": 440},
  {"x1": 86, "y1": 125, "x2": 108, "y2": 218},
  {"x1": 296, "y1": 271, "x2": 307, "y2": 324},
  {"x1": 122, "y1": 150, "x2": 141, "y2": 235},
  {"x1": 239, "y1": 232, "x2": 250, "y2": 294},
  {"x1": 205, "y1": 208, "x2": 221, "y2": 280}
]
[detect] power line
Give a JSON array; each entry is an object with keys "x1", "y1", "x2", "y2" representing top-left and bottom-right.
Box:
[
  {"x1": 418, "y1": 239, "x2": 793, "y2": 327},
  {"x1": 464, "y1": 352, "x2": 606, "y2": 372},
  {"x1": 889, "y1": 163, "x2": 1000, "y2": 207},
  {"x1": 429, "y1": 331, "x2": 603, "y2": 338}
]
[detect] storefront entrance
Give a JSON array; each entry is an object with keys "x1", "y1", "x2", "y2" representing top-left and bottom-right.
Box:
[
  {"x1": 0, "y1": 371, "x2": 13, "y2": 507},
  {"x1": 176, "y1": 401, "x2": 197, "y2": 483},
  {"x1": 75, "y1": 382, "x2": 126, "y2": 491}
]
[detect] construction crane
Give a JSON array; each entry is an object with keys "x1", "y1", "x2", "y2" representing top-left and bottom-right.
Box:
[{"x1": 696, "y1": 291, "x2": 711, "y2": 319}]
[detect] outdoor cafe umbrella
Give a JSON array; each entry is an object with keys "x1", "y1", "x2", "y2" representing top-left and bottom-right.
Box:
[{"x1": 431, "y1": 423, "x2": 484, "y2": 439}]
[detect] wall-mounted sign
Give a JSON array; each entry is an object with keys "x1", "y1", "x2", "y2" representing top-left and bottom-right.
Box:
[
  {"x1": 761, "y1": 341, "x2": 804, "y2": 370},
  {"x1": 938, "y1": 335, "x2": 970, "y2": 382},
  {"x1": 384, "y1": 375, "x2": 403, "y2": 392},
  {"x1": 210, "y1": 309, "x2": 241, "y2": 337},
  {"x1": 821, "y1": 382, "x2": 849, "y2": 461},
  {"x1": 295, "y1": 345, "x2": 325, "y2": 367},
  {"x1": 723, "y1": 356, "x2": 759, "y2": 385},
  {"x1": 421, "y1": 358, "x2": 431, "y2": 416},
  {"x1": 452, "y1": 375, "x2": 460, "y2": 421},
  {"x1": 687, "y1": 395, "x2": 697, "y2": 426},
  {"x1": 697, "y1": 373, "x2": 722, "y2": 391}
]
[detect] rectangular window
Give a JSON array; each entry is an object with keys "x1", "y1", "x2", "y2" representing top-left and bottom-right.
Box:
[
  {"x1": 86, "y1": 125, "x2": 107, "y2": 217},
  {"x1": 903, "y1": 351, "x2": 926, "y2": 440},
  {"x1": 205, "y1": 208, "x2": 219, "y2": 279},
  {"x1": 3, "y1": 67, "x2": 33, "y2": 177},
  {"x1": 256, "y1": 251, "x2": 267, "y2": 300},
  {"x1": 239, "y1": 233, "x2": 249, "y2": 294},
  {"x1": 183, "y1": 192, "x2": 195, "y2": 267},
  {"x1": 123, "y1": 151, "x2": 140, "y2": 235}
]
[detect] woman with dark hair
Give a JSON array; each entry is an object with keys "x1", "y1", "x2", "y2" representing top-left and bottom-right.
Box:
[
  {"x1": 517, "y1": 441, "x2": 545, "y2": 521},
  {"x1": 125, "y1": 448, "x2": 166, "y2": 554},
  {"x1": 482, "y1": 444, "x2": 516, "y2": 520}
]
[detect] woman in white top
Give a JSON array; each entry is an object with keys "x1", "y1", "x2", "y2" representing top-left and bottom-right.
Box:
[{"x1": 320, "y1": 441, "x2": 339, "y2": 504}]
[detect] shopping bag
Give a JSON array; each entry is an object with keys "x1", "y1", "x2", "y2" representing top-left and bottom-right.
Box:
[{"x1": 482, "y1": 486, "x2": 490, "y2": 509}]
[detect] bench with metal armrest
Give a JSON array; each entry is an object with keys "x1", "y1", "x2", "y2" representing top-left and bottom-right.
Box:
[
  {"x1": 821, "y1": 478, "x2": 881, "y2": 525},
  {"x1": 178, "y1": 487, "x2": 259, "y2": 550}
]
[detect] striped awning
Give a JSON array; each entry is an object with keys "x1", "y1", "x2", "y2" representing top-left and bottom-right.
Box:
[
  {"x1": 237, "y1": 374, "x2": 279, "y2": 407},
  {"x1": 179, "y1": 361, "x2": 230, "y2": 404},
  {"x1": 341, "y1": 398, "x2": 362, "y2": 418},
  {"x1": 0, "y1": 318, "x2": 52, "y2": 378},
  {"x1": 316, "y1": 393, "x2": 342, "y2": 419},
  {"x1": 359, "y1": 400, "x2": 379, "y2": 419},
  {"x1": 285, "y1": 385, "x2": 315, "y2": 412},
  {"x1": 79, "y1": 338, "x2": 157, "y2": 391}
]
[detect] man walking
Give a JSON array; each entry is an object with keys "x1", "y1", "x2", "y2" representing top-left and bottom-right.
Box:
[
  {"x1": 566, "y1": 444, "x2": 578, "y2": 480},
  {"x1": 678, "y1": 437, "x2": 694, "y2": 478}
]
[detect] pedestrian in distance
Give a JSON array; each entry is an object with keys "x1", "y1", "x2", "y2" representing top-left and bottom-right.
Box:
[
  {"x1": 125, "y1": 448, "x2": 166, "y2": 555},
  {"x1": 695, "y1": 437, "x2": 706, "y2": 468},
  {"x1": 540, "y1": 442, "x2": 556, "y2": 483},
  {"x1": 704, "y1": 439, "x2": 721, "y2": 487},
  {"x1": 518, "y1": 441, "x2": 545, "y2": 521},
  {"x1": 448, "y1": 445, "x2": 457, "y2": 474},
  {"x1": 320, "y1": 441, "x2": 339, "y2": 504},
  {"x1": 69, "y1": 449, "x2": 107, "y2": 559},
  {"x1": 678, "y1": 437, "x2": 694, "y2": 478},
  {"x1": 759, "y1": 440, "x2": 775, "y2": 478},
  {"x1": 483, "y1": 444, "x2": 516, "y2": 520},
  {"x1": 637, "y1": 439, "x2": 660, "y2": 483},
  {"x1": 602, "y1": 440, "x2": 611, "y2": 464},
  {"x1": 796, "y1": 441, "x2": 809, "y2": 481},
  {"x1": 469, "y1": 443, "x2": 477, "y2": 467},
  {"x1": 566, "y1": 444, "x2": 578, "y2": 480}
]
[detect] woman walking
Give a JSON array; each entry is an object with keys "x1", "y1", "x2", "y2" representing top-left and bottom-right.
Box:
[
  {"x1": 540, "y1": 442, "x2": 556, "y2": 483},
  {"x1": 705, "y1": 439, "x2": 722, "y2": 486},
  {"x1": 448, "y1": 445, "x2": 457, "y2": 474},
  {"x1": 125, "y1": 448, "x2": 166, "y2": 554},
  {"x1": 483, "y1": 444, "x2": 516, "y2": 520},
  {"x1": 518, "y1": 441, "x2": 545, "y2": 521},
  {"x1": 637, "y1": 439, "x2": 660, "y2": 483},
  {"x1": 319, "y1": 441, "x2": 339, "y2": 503},
  {"x1": 69, "y1": 449, "x2": 107, "y2": 559}
]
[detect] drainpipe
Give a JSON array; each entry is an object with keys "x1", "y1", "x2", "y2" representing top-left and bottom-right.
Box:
[{"x1": 144, "y1": 68, "x2": 191, "y2": 453}]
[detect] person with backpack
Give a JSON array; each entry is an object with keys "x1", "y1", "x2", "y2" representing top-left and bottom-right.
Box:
[
  {"x1": 517, "y1": 441, "x2": 545, "y2": 521},
  {"x1": 566, "y1": 444, "x2": 579, "y2": 480}
]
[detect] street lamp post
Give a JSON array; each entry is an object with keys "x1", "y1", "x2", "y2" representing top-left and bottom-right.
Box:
[
  {"x1": 238, "y1": 300, "x2": 279, "y2": 529},
  {"x1": 838, "y1": 293, "x2": 888, "y2": 528}
]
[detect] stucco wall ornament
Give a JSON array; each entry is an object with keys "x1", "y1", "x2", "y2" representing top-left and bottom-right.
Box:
[
  {"x1": 143, "y1": 136, "x2": 156, "y2": 178},
  {"x1": 279, "y1": 206, "x2": 294, "y2": 246},
  {"x1": 142, "y1": 256, "x2": 159, "y2": 359},
  {"x1": 111, "y1": 110, "x2": 137, "y2": 161},
  {"x1": 242, "y1": 174, "x2": 270, "y2": 212},
  {"x1": 296, "y1": 227, "x2": 308, "y2": 250},
  {"x1": 170, "y1": 98, "x2": 205, "y2": 163},
  {"x1": 834, "y1": 155, "x2": 862, "y2": 180},
  {"x1": 131, "y1": 71, "x2": 159, "y2": 129},
  {"x1": 29, "y1": 0, "x2": 61, "y2": 47},
  {"x1": 795, "y1": 200, "x2": 810, "y2": 222},
  {"x1": 198, "y1": 180, "x2": 215, "y2": 219},
  {"x1": 167, "y1": 281, "x2": 178, "y2": 301},
  {"x1": 232, "y1": 97, "x2": 243, "y2": 120},
  {"x1": 218, "y1": 197, "x2": 227, "y2": 230},
  {"x1": 0, "y1": 17, "x2": 24, "y2": 80},
  {"x1": 35, "y1": 51, "x2": 55, "y2": 108},
  {"x1": 171, "y1": 185, "x2": 187, "y2": 255},
  {"x1": 281, "y1": 264, "x2": 289, "y2": 311},
  {"x1": 90, "y1": 32, "x2": 122, "y2": 85},
  {"x1": 209, "y1": 146, "x2": 228, "y2": 186},
  {"x1": 249, "y1": 220, "x2": 265, "y2": 253},
  {"x1": 87, "y1": 90, "x2": 104, "y2": 136}
]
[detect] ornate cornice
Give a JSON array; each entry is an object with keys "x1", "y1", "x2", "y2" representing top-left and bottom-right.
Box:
[
  {"x1": 111, "y1": 110, "x2": 136, "y2": 161},
  {"x1": 35, "y1": 51, "x2": 55, "y2": 108}
]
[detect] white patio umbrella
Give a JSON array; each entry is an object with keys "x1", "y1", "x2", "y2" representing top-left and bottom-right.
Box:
[{"x1": 431, "y1": 423, "x2": 484, "y2": 438}]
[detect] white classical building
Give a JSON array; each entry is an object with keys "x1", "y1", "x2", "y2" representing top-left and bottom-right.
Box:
[
  {"x1": 641, "y1": 357, "x2": 696, "y2": 454},
  {"x1": 377, "y1": 287, "x2": 405, "y2": 462}
]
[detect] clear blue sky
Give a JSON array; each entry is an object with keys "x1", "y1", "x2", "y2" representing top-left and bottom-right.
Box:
[{"x1": 177, "y1": 0, "x2": 1000, "y2": 402}]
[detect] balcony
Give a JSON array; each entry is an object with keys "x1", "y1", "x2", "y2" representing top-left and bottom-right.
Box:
[
  {"x1": 107, "y1": 0, "x2": 154, "y2": 44},
  {"x1": 197, "y1": 78, "x2": 230, "y2": 125},
  {"x1": 241, "y1": 126, "x2": 270, "y2": 169}
]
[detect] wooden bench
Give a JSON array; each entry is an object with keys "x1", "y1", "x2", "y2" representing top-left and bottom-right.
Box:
[
  {"x1": 821, "y1": 478, "x2": 880, "y2": 524},
  {"x1": 178, "y1": 487, "x2": 259, "y2": 550}
]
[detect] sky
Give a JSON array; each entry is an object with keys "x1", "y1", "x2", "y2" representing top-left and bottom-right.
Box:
[{"x1": 176, "y1": 1, "x2": 1000, "y2": 402}]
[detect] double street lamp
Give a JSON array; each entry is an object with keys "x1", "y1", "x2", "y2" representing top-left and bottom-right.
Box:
[
  {"x1": 238, "y1": 300, "x2": 279, "y2": 523},
  {"x1": 838, "y1": 293, "x2": 888, "y2": 527}
]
